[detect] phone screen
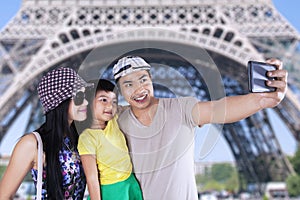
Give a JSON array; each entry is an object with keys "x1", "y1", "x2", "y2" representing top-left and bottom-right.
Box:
[{"x1": 248, "y1": 61, "x2": 276, "y2": 93}]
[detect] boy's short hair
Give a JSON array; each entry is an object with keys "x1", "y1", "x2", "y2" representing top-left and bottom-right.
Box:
[{"x1": 86, "y1": 79, "x2": 118, "y2": 100}]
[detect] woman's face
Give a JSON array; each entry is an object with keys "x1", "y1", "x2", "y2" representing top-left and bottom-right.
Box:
[{"x1": 68, "y1": 87, "x2": 88, "y2": 125}]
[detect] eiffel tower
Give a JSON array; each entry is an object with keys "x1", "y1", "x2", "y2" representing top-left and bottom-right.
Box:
[{"x1": 1, "y1": 0, "x2": 299, "y2": 193}]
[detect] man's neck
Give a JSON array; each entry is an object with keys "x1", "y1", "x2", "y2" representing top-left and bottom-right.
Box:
[{"x1": 131, "y1": 98, "x2": 159, "y2": 126}]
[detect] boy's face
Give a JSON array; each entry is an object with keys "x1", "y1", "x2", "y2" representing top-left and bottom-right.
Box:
[
  {"x1": 118, "y1": 70, "x2": 154, "y2": 110},
  {"x1": 93, "y1": 90, "x2": 118, "y2": 123}
]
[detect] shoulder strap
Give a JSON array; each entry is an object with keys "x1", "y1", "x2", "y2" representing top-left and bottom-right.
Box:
[{"x1": 32, "y1": 131, "x2": 43, "y2": 200}]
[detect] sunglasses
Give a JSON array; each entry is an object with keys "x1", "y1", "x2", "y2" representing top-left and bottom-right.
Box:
[{"x1": 72, "y1": 91, "x2": 86, "y2": 106}]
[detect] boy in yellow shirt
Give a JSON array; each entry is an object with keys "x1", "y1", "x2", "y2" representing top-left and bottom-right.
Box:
[{"x1": 77, "y1": 79, "x2": 143, "y2": 200}]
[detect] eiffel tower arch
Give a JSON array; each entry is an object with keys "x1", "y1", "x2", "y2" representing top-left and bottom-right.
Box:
[{"x1": 1, "y1": 0, "x2": 300, "y2": 193}]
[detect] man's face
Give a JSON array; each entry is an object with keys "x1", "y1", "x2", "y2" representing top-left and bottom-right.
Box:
[{"x1": 118, "y1": 70, "x2": 154, "y2": 110}]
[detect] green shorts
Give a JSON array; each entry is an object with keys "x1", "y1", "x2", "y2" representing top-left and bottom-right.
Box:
[{"x1": 87, "y1": 173, "x2": 143, "y2": 200}]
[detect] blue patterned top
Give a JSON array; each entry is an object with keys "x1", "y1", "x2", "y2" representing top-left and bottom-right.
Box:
[{"x1": 31, "y1": 137, "x2": 86, "y2": 199}]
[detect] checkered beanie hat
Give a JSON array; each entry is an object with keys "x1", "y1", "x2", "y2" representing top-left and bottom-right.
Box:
[
  {"x1": 113, "y1": 56, "x2": 151, "y2": 80},
  {"x1": 37, "y1": 67, "x2": 92, "y2": 114}
]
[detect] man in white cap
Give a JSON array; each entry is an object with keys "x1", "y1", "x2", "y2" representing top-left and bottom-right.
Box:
[{"x1": 113, "y1": 55, "x2": 287, "y2": 200}]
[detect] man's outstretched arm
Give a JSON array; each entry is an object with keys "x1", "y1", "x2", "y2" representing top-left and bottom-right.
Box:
[{"x1": 192, "y1": 58, "x2": 288, "y2": 126}]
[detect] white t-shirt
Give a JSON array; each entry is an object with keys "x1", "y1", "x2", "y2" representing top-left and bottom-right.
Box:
[{"x1": 118, "y1": 97, "x2": 199, "y2": 200}]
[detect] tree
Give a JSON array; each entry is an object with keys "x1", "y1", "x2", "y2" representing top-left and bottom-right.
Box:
[
  {"x1": 286, "y1": 174, "x2": 300, "y2": 197},
  {"x1": 211, "y1": 163, "x2": 234, "y2": 183},
  {"x1": 290, "y1": 148, "x2": 300, "y2": 175},
  {"x1": 195, "y1": 162, "x2": 239, "y2": 192},
  {"x1": 286, "y1": 148, "x2": 300, "y2": 197},
  {"x1": 224, "y1": 171, "x2": 239, "y2": 192},
  {"x1": 203, "y1": 180, "x2": 223, "y2": 191}
]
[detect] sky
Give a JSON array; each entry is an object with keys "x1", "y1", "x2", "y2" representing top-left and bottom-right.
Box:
[
  {"x1": 0, "y1": 0, "x2": 299, "y2": 32},
  {"x1": 0, "y1": 0, "x2": 299, "y2": 162}
]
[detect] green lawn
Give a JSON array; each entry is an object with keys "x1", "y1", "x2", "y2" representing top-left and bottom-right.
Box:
[
  {"x1": 0, "y1": 165, "x2": 7, "y2": 179},
  {"x1": 0, "y1": 165, "x2": 32, "y2": 181}
]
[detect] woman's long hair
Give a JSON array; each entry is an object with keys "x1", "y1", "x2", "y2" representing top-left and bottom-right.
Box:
[{"x1": 35, "y1": 99, "x2": 78, "y2": 199}]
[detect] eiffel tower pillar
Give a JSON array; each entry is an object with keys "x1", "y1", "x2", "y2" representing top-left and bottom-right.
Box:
[{"x1": 0, "y1": 0, "x2": 299, "y2": 193}]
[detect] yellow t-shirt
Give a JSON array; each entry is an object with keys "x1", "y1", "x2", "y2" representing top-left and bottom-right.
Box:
[{"x1": 78, "y1": 115, "x2": 132, "y2": 185}]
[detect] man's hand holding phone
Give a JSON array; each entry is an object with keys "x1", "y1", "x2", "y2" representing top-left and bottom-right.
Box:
[
  {"x1": 248, "y1": 61, "x2": 278, "y2": 93},
  {"x1": 247, "y1": 58, "x2": 287, "y2": 109}
]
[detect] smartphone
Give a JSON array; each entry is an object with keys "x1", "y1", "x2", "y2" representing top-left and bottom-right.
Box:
[{"x1": 248, "y1": 61, "x2": 277, "y2": 93}]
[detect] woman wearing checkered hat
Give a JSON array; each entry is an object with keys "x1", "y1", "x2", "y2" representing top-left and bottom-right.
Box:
[{"x1": 0, "y1": 67, "x2": 92, "y2": 199}]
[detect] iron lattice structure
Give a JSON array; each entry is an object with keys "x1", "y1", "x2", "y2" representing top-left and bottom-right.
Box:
[{"x1": 1, "y1": 0, "x2": 300, "y2": 192}]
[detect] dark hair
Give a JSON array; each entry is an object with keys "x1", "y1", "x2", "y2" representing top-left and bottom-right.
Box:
[
  {"x1": 35, "y1": 99, "x2": 78, "y2": 199},
  {"x1": 76, "y1": 79, "x2": 117, "y2": 133}
]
